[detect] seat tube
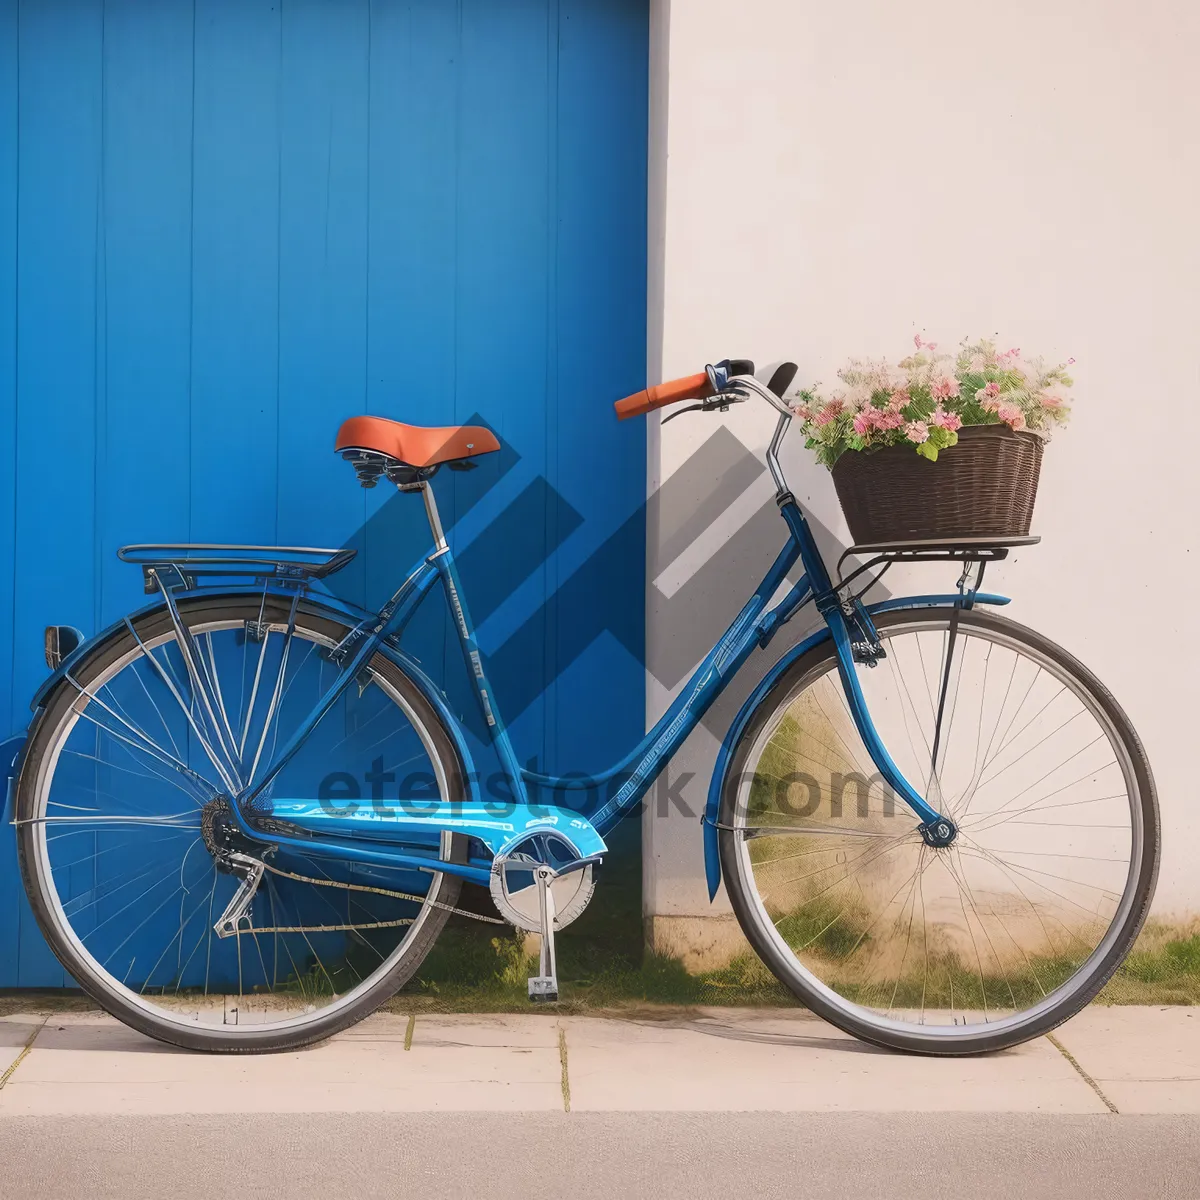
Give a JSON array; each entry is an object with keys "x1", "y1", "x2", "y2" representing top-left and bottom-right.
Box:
[{"x1": 420, "y1": 481, "x2": 530, "y2": 806}]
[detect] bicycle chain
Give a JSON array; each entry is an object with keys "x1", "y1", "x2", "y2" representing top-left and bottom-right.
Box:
[{"x1": 229, "y1": 860, "x2": 507, "y2": 935}]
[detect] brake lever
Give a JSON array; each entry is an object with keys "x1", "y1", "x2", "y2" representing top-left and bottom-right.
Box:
[{"x1": 661, "y1": 393, "x2": 747, "y2": 424}]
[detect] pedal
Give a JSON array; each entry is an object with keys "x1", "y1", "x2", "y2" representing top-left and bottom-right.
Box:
[
  {"x1": 527, "y1": 864, "x2": 560, "y2": 1003},
  {"x1": 528, "y1": 977, "x2": 558, "y2": 1002}
]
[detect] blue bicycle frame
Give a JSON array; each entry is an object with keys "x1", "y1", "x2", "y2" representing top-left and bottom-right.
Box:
[
  {"x1": 179, "y1": 488, "x2": 1005, "y2": 895},
  {"x1": 23, "y1": 382, "x2": 1010, "y2": 899}
]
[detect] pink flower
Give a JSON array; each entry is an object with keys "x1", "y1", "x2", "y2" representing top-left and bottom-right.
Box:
[
  {"x1": 913, "y1": 334, "x2": 923, "y2": 349},
  {"x1": 1002, "y1": 346, "x2": 1021, "y2": 359},
  {"x1": 905, "y1": 420, "x2": 930, "y2": 444},
  {"x1": 981, "y1": 396, "x2": 1002, "y2": 414},
  {"x1": 853, "y1": 405, "x2": 902, "y2": 436},
  {"x1": 888, "y1": 389, "x2": 910, "y2": 411},
  {"x1": 1039, "y1": 390, "x2": 1066, "y2": 409},
  {"x1": 930, "y1": 373, "x2": 958, "y2": 400},
  {"x1": 813, "y1": 399, "x2": 844, "y2": 427},
  {"x1": 996, "y1": 402, "x2": 1026, "y2": 431},
  {"x1": 931, "y1": 406, "x2": 962, "y2": 432},
  {"x1": 1067, "y1": 357, "x2": 1076, "y2": 365},
  {"x1": 976, "y1": 381, "x2": 1001, "y2": 402}
]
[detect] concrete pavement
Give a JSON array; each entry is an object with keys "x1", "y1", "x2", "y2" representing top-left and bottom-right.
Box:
[
  {"x1": 2, "y1": 1112, "x2": 1200, "y2": 1200},
  {"x1": 1, "y1": 1005, "x2": 1197, "y2": 1116}
]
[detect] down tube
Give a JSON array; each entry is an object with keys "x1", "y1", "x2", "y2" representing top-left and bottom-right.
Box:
[{"x1": 585, "y1": 539, "x2": 801, "y2": 836}]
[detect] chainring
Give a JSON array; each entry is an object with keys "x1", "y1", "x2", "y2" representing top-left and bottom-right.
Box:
[{"x1": 488, "y1": 833, "x2": 596, "y2": 933}]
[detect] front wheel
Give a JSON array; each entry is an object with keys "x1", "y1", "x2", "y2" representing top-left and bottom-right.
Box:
[{"x1": 719, "y1": 608, "x2": 1159, "y2": 1055}]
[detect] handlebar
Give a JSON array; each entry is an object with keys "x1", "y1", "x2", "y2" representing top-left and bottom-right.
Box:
[
  {"x1": 613, "y1": 372, "x2": 713, "y2": 420},
  {"x1": 613, "y1": 359, "x2": 796, "y2": 421}
]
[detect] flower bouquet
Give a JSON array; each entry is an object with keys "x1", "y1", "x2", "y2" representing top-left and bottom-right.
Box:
[{"x1": 792, "y1": 336, "x2": 1073, "y2": 544}]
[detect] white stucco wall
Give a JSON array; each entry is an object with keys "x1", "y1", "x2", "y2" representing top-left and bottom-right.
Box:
[{"x1": 644, "y1": 0, "x2": 1200, "y2": 953}]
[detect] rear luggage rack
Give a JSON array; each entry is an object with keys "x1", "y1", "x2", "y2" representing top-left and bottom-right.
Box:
[{"x1": 118, "y1": 544, "x2": 357, "y2": 593}]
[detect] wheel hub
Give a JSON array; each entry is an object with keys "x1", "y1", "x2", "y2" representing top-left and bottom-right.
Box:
[{"x1": 918, "y1": 816, "x2": 958, "y2": 848}]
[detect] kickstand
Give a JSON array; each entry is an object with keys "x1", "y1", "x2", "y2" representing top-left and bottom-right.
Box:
[{"x1": 527, "y1": 864, "x2": 559, "y2": 1003}]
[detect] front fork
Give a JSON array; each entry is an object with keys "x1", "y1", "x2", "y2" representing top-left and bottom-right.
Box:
[{"x1": 821, "y1": 594, "x2": 958, "y2": 847}]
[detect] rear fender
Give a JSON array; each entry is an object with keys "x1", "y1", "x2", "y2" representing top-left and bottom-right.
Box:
[
  {"x1": 2, "y1": 734, "x2": 25, "y2": 827},
  {"x1": 25, "y1": 587, "x2": 482, "y2": 809}
]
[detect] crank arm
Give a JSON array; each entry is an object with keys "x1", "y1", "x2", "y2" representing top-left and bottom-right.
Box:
[
  {"x1": 527, "y1": 864, "x2": 560, "y2": 1003},
  {"x1": 500, "y1": 852, "x2": 602, "y2": 881}
]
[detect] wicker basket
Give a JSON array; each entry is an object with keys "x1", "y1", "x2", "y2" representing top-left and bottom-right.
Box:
[{"x1": 830, "y1": 424, "x2": 1044, "y2": 545}]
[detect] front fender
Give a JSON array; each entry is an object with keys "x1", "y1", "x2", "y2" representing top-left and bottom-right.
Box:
[{"x1": 701, "y1": 591, "x2": 1011, "y2": 900}]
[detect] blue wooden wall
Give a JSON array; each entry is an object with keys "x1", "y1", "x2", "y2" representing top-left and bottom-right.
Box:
[{"x1": 0, "y1": 0, "x2": 649, "y2": 985}]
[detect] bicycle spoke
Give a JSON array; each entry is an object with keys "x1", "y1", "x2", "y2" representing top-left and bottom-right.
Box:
[{"x1": 247, "y1": 593, "x2": 301, "y2": 788}]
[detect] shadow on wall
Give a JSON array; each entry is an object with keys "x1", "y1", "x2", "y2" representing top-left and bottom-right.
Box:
[{"x1": 324, "y1": 421, "x2": 866, "y2": 759}]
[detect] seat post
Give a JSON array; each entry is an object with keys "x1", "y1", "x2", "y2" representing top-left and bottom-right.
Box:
[{"x1": 417, "y1": 479, "x2": 448, "y2": 552}]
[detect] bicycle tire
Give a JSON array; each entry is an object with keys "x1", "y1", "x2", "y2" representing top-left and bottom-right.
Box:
[{"x1": 719, "y1": 607, "x2": 1160, "y2": 1055}]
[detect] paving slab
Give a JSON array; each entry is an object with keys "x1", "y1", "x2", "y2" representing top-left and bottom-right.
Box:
[
  {"x1": 1053, "y1": 1007, "x2": 1200, "y2": 1113},
  {"x1": 408, "y1": 1013, "x2": 561, "y2": 1050},
  {"x1": 3, "y1": 1006, "x2": 1198, "y2": 1117},
  {"x1": 562, "y1": 1010, "x2": 1108, "y2": 1113},
  {"x1": 0, "y1": 1011, "x2": 563, "y2": 1115}
]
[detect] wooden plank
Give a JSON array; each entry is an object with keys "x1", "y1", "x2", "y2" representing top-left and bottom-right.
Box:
[
  {"x1": 189, "y1": 0, "x2": 282, "y2": 544},
  {"x1": 363, "y1": 0, "x2": 460, "y2": 675},
  {"x1": 547, "y1": 0, "x2": 649, "y2": 772},
  {"x1": 452, "y1": 0, "x2": 553, "y2": 765},
  {"x1": 276, "y1": 0, "x2": 370, "y2": 611},
  {"x1": 0, "y1": 0, "x2": 19, "y2": 987},
  {"x1": 13, "y1": 0, "x2": 106, "y2": 986},
  {"x1": 97, "y1": 0, "x2": 195, "y2": 625}
]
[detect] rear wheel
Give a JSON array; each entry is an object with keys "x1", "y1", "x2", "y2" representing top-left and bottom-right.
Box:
[
  {"x1": 719, "y1": 608, "x2": 1159, "y2": 1054},
  {"x1": 17, "y1": 595, "x2": 466, "y2": 1052}
]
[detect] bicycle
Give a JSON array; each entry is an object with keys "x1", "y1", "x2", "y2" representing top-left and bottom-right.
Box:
[{"x1": 11, "y1": 360, "x2": 1158, "y2": 1055}]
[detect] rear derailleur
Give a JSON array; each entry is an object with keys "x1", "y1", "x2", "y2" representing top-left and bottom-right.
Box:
[{"x1": 201, "y1": 796, "x2": 273, "y2": 939}]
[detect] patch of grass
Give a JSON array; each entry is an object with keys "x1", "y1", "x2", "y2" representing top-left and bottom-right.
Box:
[
  {"x1": 381, "y1": 932, "x2": 794, "y2": 1015},
  {"x1": 0, "y1": 990, "x2": 101, "y2": 1018},
  {"x1": 1099, "y1": 920, "x2": 1200, "y2": 1005}
]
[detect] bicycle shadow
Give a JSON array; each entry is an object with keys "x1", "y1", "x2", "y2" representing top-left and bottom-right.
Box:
[{"x1": 624, "y1": 1011, "x2": 893, "y2": 1056}]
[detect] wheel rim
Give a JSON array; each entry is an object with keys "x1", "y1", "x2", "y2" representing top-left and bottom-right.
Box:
[
  {"x1": 731, "y1": 614, "x2": 1146, "y2": 1040},
  {"x1": 26, "y1": 607, "x2": 455, "y2": 1038}
]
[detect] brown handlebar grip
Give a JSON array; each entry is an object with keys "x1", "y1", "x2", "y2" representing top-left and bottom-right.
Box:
[{"x1": 613, "y1": 372, "x2": 712, "y2": 420}]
